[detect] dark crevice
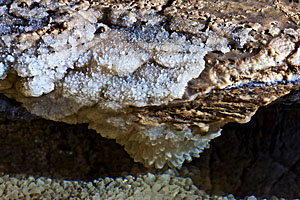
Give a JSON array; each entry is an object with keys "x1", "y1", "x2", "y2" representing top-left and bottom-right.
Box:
[
  {"x1": 161, "y1": 0, "x2": 175, "y2": 13},
  {"x1": 0, "y1": 93, "x2": 299, "y2": 198},
  {"x1": 97, "y1": 7, "x2": 114, "y2": 27}
]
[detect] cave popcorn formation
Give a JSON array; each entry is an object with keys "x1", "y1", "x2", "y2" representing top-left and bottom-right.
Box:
[{"x1": 0, "y1": 0, "x2": 300, "y2": 169}]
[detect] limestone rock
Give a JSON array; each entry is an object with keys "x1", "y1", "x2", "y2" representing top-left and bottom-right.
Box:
[
  {"x1": 0, "y1": 0, "x2": 300, "y2": 168},
  {"x1": 0, "y1": 93, "x2": 298, "y2": 198},
  {"x1": 0, "y1": 171, "x2": 259, "y2": 200}
]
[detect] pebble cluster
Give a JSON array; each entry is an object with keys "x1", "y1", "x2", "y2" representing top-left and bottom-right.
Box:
[{"x1": 0, "y1": 170, "x2": 283, "y2": 200}]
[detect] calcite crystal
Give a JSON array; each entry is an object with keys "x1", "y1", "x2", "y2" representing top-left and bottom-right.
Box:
[
  {"x1": 0, "y1": 0, "x2": 300, "y2": 168},
  {"x1": 0, "y1": 171, "x2": 255, "y2": 200}
]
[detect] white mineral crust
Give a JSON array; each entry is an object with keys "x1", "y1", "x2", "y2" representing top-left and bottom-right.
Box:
[{"x1": 1, "y1": 0, "x2": 300, "y2": 169}]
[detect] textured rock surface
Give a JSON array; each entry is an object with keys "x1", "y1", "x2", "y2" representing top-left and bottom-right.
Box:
[
  {"x1": 0, "y1": 93, "x2": 299, "y2": 198},
  {"x1": 0, "y1": 0, "x2": 300, "y2": 169},
  {"x1": 182, "y1": 94, "x2": 300, "y2": 198},
  {"x1": 0, "y1": 171, "x2": 263, "y2": 200}
]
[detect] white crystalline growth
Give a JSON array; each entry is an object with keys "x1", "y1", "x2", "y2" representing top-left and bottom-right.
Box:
[
  {"x1": 13, "y1": 15, "x2": 97, "y2": 97},
  {"x1": 60, "y1": 27, "x2": 208, "y2": 108},
  {"x1": 0, "y1": 10, "x2": 219, "y2": 169},
  {"x1": 0, "y1": 62, "x2": 6, "y2": 79}
]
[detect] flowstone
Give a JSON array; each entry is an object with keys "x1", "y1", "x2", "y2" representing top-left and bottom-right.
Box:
[{"x1": 0, "y1": 0, "x2": 300, "y2": 169}]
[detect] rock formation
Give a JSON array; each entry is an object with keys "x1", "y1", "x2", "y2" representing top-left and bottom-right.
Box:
[
  {"x1": 0, "y1": 92, "x2": 299, "y2": 198},
  {"x1": 0, "y1": 0, "x2": 300, "y2": 169},
  {"x1": 0, "y1": 170, "x2": 253, "y2": 200}
]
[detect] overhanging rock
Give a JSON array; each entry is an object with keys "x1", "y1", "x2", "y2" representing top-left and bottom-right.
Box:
[{"x1": 0, "y1": 0, "x2": 300, "y2": 169}]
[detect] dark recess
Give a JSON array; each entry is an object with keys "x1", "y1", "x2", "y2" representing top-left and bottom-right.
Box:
[{"x1": 0, "y1": 93, "x2": 299, "y2": 199}]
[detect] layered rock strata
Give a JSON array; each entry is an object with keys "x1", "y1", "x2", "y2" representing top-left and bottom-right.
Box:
[{"x1": 0, "y1": 0, "x2": 300, "y2": 168}]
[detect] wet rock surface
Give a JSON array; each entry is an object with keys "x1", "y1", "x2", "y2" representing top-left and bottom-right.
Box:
[{"x1": 0, "y1": 93, "x2": 299, "y2": 198}]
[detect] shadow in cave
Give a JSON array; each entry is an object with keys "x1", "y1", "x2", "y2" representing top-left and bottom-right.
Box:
[
  {"x1": 182, "y1": 101, "x2": 300, "y2": 199},
  {"x1": 0, "y1": 119, "x2": 151, "y2": 181},
  {"x1": 0, "y1": 94, "x2": 299, "y2": 198},
  {"x1": 0, "y1": 94, "x2": 152, "y2": 181}
]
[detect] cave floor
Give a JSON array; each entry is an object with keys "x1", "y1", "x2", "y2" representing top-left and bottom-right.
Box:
[{"x1": 0, "y1": 98, "x2": 299, "y2": 199}]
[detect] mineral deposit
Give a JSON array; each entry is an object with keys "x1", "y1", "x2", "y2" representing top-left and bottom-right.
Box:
[
  {"x1": 0, "y1": 0, "x2": 300, "y2": 169},
  {"x1": 0, "y1": 170, "x2": 261, "y2": 200}
]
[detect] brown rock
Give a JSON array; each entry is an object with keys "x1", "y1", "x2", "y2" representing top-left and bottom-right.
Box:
[{"x1": 0, "y1": 0, "x2": 299, "y2": 169}]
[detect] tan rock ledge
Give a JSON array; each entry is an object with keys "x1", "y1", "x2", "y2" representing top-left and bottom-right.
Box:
[{"x1": 0, "y1": 0, "x2": 300, "y2": 170}]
